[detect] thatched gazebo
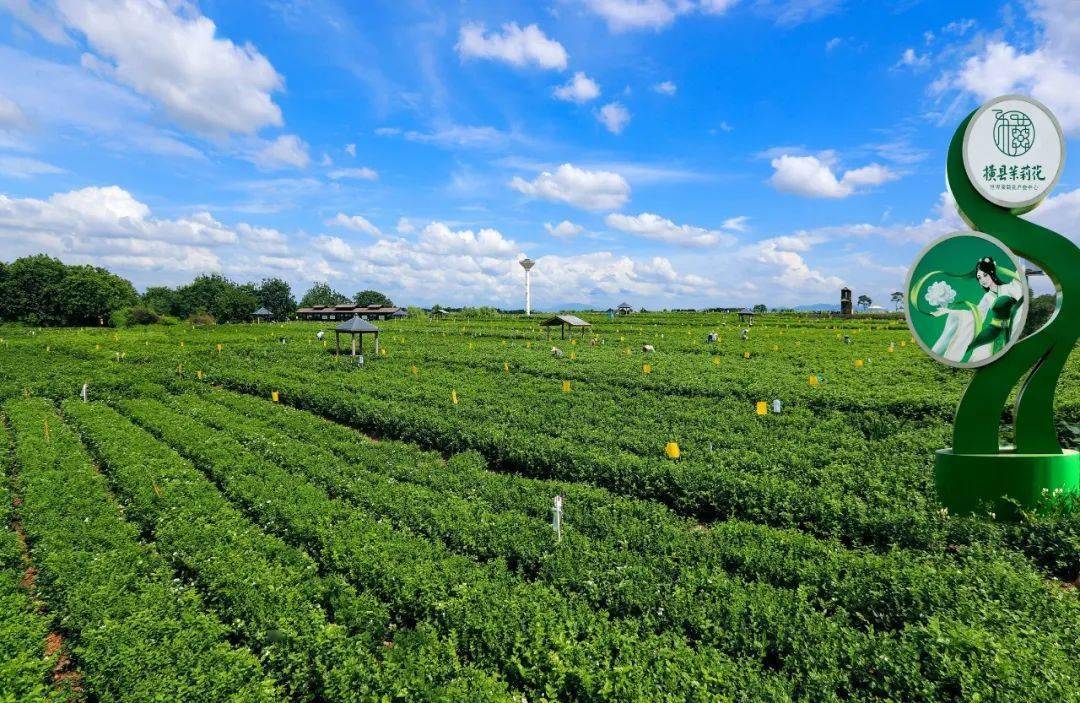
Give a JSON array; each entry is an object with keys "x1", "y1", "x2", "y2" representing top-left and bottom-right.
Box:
[
  {"x1": 335, "y1": 315, "x2": 380, "y2": 356},
  {"x1": 251, "y1": 306, "x2": 272, "y2": 322},
  {"x1": 541, "y1": 314, "x2": 591, "y2": 339},
  {"x1": 737, "y1": 308, "x2": 756, "y2": 325}
]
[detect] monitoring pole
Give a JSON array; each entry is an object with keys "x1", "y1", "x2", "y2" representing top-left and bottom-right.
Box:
[{"x1": 520, "y1": 258, "x2": 535, "y2": 316}]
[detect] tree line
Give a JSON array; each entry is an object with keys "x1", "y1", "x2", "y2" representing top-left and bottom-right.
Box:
[{"x1": 0, "y1": 255, "x2": 393, "y2": 326}]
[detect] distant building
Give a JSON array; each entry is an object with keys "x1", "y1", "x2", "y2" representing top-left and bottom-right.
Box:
[
  {"x1": 840, "y1": 287, "x2": 853, "y2": 316},
  {"x1": 296, "y1": 304, "x2": 403, "y2": 321},
  {"x1": 616, "y1": 302, "x2": 634, "y2": 316}
]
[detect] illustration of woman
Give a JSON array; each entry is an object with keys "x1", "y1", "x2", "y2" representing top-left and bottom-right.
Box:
[{"x1": 913, "y1": 256, "x2": 1025, "y2": 364}]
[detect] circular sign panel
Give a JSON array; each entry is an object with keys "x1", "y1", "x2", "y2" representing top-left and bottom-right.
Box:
[
  {"x1": 906, "y1": 231, "x2": 1029, "y2": 369},
  {"x1": 963, "y1": 95, "x2": 1065, "y2": 211}
]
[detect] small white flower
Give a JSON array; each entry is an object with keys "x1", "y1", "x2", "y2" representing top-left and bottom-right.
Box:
[{"x1": 925, "y1": 280, "x2": 957, "y2": 308}]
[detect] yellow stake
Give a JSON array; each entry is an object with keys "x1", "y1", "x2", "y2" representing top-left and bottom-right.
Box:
[
  {"x1": 451, "y1": 389, "x2": 459, "y2": 405},
  {"x1": 271, "y1": 391, "x2": 280, "y2": 402},
  {"x1": 562, "y1": 380, "x2": 571, "y2": 393},
  {"x1": 216, "y1": 343, "x2": 222, "y2": 352},
  {"x1": 756, "y1": 401, "x2": 768, "y2": 415},
  {"x1": 664, "y1": 442, "x2": 680, "y2": 459},
  {"x1": 503, "y1": 362, "x2": 509, "y2": 374},
  {"x1": 412, "y1": 365, "x2": 419, "y2": 375},
  {"x1": 808, "y1": 375, "x2": 819, "y2": 386},
  {"x1": 855, "y1": 359, "x2": 864, "y2": 368},
  {"x1": 712, "y1": 357, "x2": 721, "y2": 366},
  {"x1": 643, "y1": 363, "x2": 652, "y2": 374},
  {"x1": 743, "y1": 351, "x2": 750, "y2": 359}
]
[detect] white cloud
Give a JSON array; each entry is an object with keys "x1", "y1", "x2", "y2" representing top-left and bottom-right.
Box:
[
  {"x1": 456, "y1": 22, "x2": 568, "y2": 70},
  {"x1": 579, "y1": 0, "x2": 678, "y2": 32},
  {"x1": 345, "y1": 143, "x2": 356, "y2": 157},
  {"x1": 396, "y1": 217, "x2": 416, "y2": 234},
  {"x1": 652, "y1": 80, "x2": 677, "y2": 95},
  {"x1": 940, "y1": 1, "x2": 1080, "y2": 133},
  {"x1": 596, "y1": 101, "x2": 631, "y2": 133},
  {"x1": 327, "y1": 166, "x2": 379, "y2": 181},
  {"x1": 769, "y1": 153, "x2": 899, "y2": 198},
  {"x1": 31, "y1": 0, "x2": 285, "y2": 136},
  {"x1": 721, "y1": 215, "x2": 750, "y2": 232},
  {"x1": 389, "y1": 124, "x2": 517, "y2": 150},
  {"x1": 0, "y1": 95, "x2": 27, "y2": 129},
  {"x1": 509, "y1": 163, "x2": 631, "y2": 211},
  {"x1": 313, "y1": 235, "x2": 354, "y2": 261},
  {"x1": 328, "y1": 213, "x2": 382, "y2": 236},
  {"x1": 553, "y1": 71, "x2": 601, "y2": 103},
  {"x1": 825, "y1": 37, "x2": 842, "y2": 52},
  {"x1": 896, "y1": 47, "x2": 929, "y2": 68},
  {"x1": 249, "y1": 134, "x2": 310, "y2": 170},
  {"x1": 545, "y1": 220, "x2": 584, "y2": 237},
  {"x1": 418, "y1": 221, "x2": 518, "y2": 257},
  {"x1": 0, "y1": 155, "x2": 65, "y2": 179},
  {"x1": 605, "y1": 212, "x2": 737, "y2": 247},
  {"x1": 747, "y1": 239, "x2": 844, "y2": 291}
]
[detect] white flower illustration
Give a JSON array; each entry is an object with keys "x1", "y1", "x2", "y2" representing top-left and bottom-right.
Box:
[{"x1": 925, "y1": 280, "x2": 956, "y2": 308}]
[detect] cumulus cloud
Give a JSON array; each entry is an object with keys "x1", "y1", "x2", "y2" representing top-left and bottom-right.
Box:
[
  {"x1": 544, "y1": 220, "x2": 584, "y2": 237},
  {"x1": 327, "y1": 166, "x2": 379, "y2": 181},
  {"x1": 895, "y1": 47, "x2": 929, "y2": 68},
  {"x1": 313, "y1": 235, "x2": 354, "y2": 261},
  {"x1": 721, "y1": 215, "x2": 751, "y2": 232},
  {"x1": 456, "y1": 22, "x2": 568, "y2": 70},
  {"x1": 553, "y1": 71, "x2": 601, "y2": 103},
  {"x1": 509, "y1": 163, "x2": 631, "y2": 211},
  {"x1": 28, "y1": 0, "x2": 285, "y2": 136},
  {"x1": 396, "y1": 217, "x2": 416, "y2": 234},
  {"x1": 596, "y1": 101, "x2": 631, "y2": 133},
  {"x1": 418, "y1": 221, "x2": 519, "y2": 257},
  {"x1": 939, "y1": 1, "x2": 1080, "y2": 133},
  {"x1": 652, "y1": 80, "x2": 677, "y2": 95},
  {"x1": 328, "y1": 213, "x2": 382, "y2": 236},
  {"x1": 747, "y1": 239, "x2": 844, "y2": 291},
  {"x1": 249, "y1": 134, "x2": 310, "y2": 170},
  {"x1": 605, "y1": 212, "x2": 737, "y2": 247},
  {"x1": 345, "y1": 143, "x2": 356, "y2": 157},
  {"x1": 769, "y1": 153, "x2": 898, "y2": 198}
]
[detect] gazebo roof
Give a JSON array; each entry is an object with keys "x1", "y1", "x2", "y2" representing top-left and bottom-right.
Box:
[
  {"x1": 616, "y1": 302, "x2": 633, "y2": 309},
  {"x1": 252, "y1": 307, "x2": 272, "y2": 316},
  {"x1": 738, "y1": 308, "x2": 755, "y2": 315},
  {"x1": 336, "y1": 315, "x2": 380, "y2": 333},
  {"x1": 541, "y1": 314, "x2": 591, "y2": 327}
]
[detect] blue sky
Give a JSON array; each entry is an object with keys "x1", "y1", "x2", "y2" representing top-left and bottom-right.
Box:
[{"x1": 0, "y1": 0, "x2": 1077, "y2": 309}]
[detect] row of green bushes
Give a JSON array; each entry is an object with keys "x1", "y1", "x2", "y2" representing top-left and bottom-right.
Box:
[
  {"x1": 63, "y1": 399, "x2": 515, "y2": 702},
  {"x1": 179, "y1": 388, "x2": 1080, "y2": 702},
  {"x1": 118, "y1": 396, "x2": 793, "y2": 703},
  {"x1": 4, "y1": 398, "x2": 279, "y2": 701},
  {"x1": 0, "y1": 420, "x2": 55, "y2": 701}
]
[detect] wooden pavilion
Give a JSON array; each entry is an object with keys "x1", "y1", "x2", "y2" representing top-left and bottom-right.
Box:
[
  {"x1": 335, "y1": 315, "x2": 380, "y2": 356},
  {"x1": 251, "y1": 306, "x2": 272, "y2": 322},
  {"x1": 541, "y1": 314, "x2": 591, "y2": 339},
  {"x1": 737, "y1": 308, "x2": 756, "y2": 325}
]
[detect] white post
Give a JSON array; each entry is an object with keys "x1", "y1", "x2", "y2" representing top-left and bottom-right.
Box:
[
  {"x1": 81, "y1": 383, "x2": 88, "y2": 403},
  {"x1": 551, "y1": 495, "x2": 563, "y2": 542},
  {"x1": 520, "y1": 258, "x2": 535, "y2": 317}
]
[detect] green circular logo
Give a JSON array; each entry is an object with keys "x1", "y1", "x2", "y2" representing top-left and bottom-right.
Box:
[
  {"x1": 906, "y1": 231, "x2": 1028, "y2": 368},
  {"x1": 993, "y1": 109, "x2": 1034, "y2": 156}
]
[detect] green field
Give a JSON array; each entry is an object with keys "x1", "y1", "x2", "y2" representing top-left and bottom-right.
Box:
[{"x1": 1, "y1": 313, "x2": 1077, "y2": 702}]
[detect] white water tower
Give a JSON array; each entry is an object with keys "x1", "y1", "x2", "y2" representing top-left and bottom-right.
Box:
[{"x1": 519, "y1": 258, "x2": 535, "y2": 316}]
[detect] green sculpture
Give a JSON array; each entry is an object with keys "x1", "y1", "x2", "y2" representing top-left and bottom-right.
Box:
[{"x1": 909, "y1": 95, "x2": 1078, "y2": 518}]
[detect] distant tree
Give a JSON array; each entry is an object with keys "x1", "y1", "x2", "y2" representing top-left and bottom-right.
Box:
[
  {"x1": 300, "y1": 282, "x2": 350, "y2": 308},
  {"x1": 142, "y1": 286, "x2": 178, "y2": 316},
  {"x1": 891, "y1": 291, "x2": 904, "y2": 311},
  {"x1": 54, "y1": 265, "x2": 138, "y2": 326},
  {"x1": 752, "y1": 303, "x2": 768, "y2": 313},
  {"x1": 257, "y1": 277, "x2": 296, "y2": 317},
  {"x1": 173, "y1": 274, "x2": 259, "y2": 323},
  {"x1": 354, "y1": 289, "x2": 394, "y2": 307},
  {"x1": 0, "y1": 254, "x2": 67, "y2": 324},
  {"x1": 857, "y1": 294, "x2": 872, "y2": 311}
]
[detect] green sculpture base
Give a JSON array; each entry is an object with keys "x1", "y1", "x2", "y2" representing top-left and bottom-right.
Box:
[{"x1": 935, "y1": 448, "x2": 1079, "y2": 519}]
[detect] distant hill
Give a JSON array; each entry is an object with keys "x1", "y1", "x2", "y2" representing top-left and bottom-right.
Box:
[{"x1": 792, "y1": 303, "x2": 840, "y2": 312}]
